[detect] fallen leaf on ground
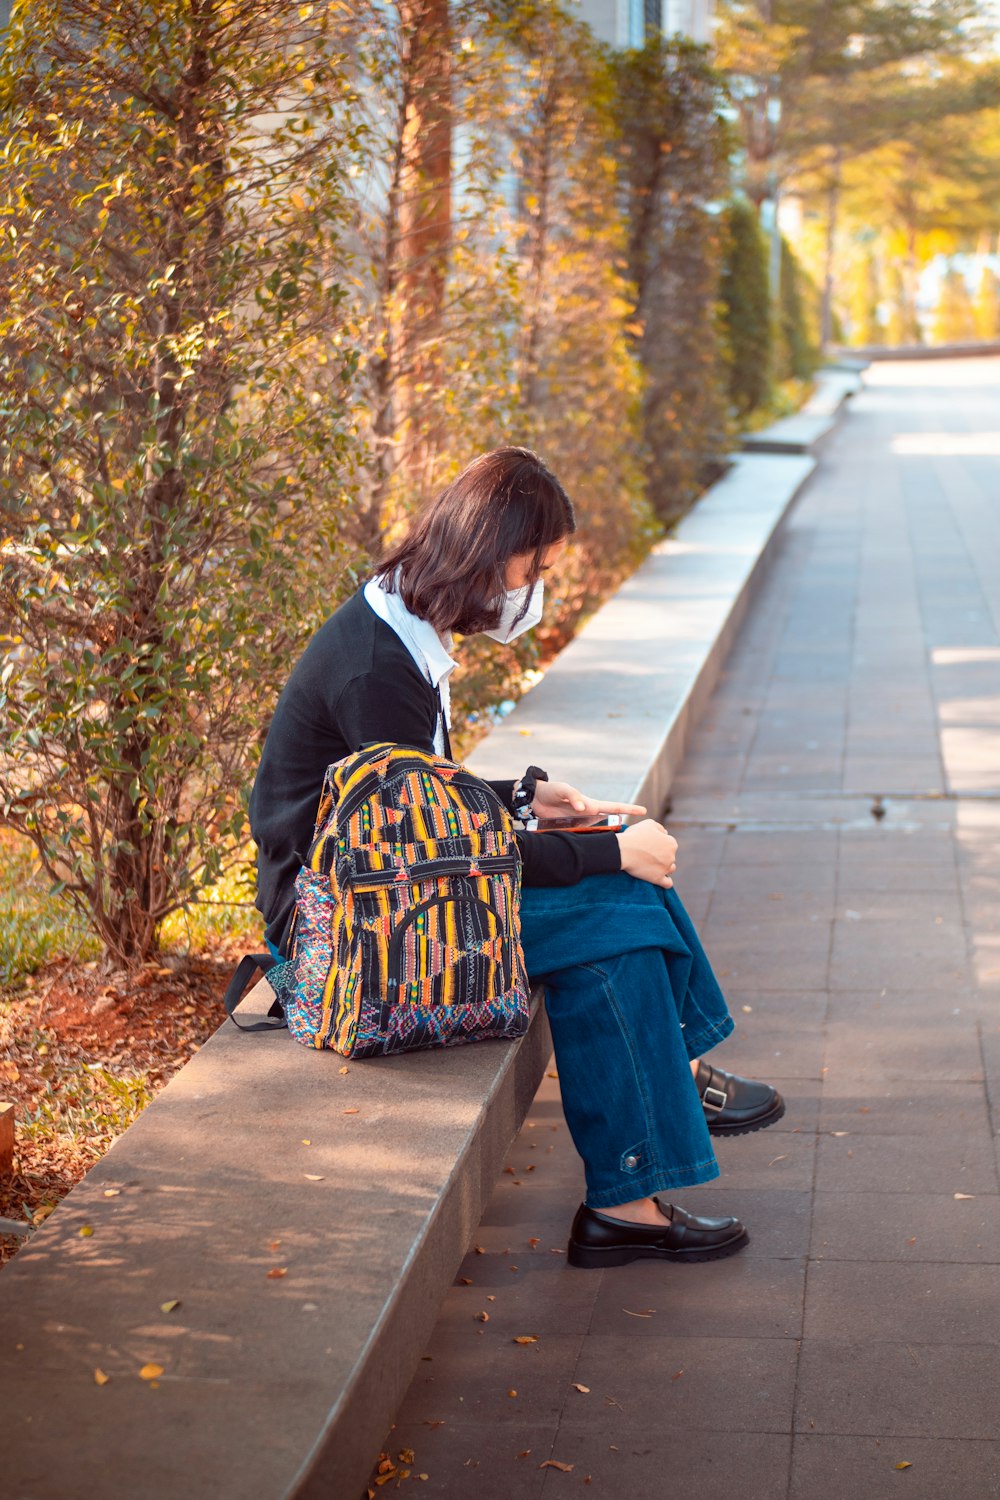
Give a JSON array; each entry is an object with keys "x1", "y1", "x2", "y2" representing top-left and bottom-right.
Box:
[
  {"x1": 954, "y1": 1193, "x2": 975, "y2": 1200},
  {"x1": 623, "y1": 1308, "x2": 654, "y2": 1318},
  {"x1": 515, "y1": 1450, "x2": 531, "y2": 1459},
  {"x1": 508, "y1": 1389, "x2": 518, "y2": 1398},
  {"x1": 267, "y1": 1267, "x2": 288, "y2": 1279},
  {"x1": 477, "y1": 1312, "x2": 490, "y2": 1322},
  {"x1": 459, "y1": 1277, "x2": 473, "y2": 1285},
  {"x1": 894, "y1": 1461, "x2": 912, "y2": 1470},
  {"x1": 768, "y1": 1155, "x2": 787, "y2": 1166},
  {"x1": 139, "y1": 1363, "x2": 163, "y2": 1380},
  {"x1": 339, "y1": 1066, "x2": 349, "y2": 1075},
  {"x1": 424, "y1": 1420, "x2": 445, "y2": 1430},
  {"x1": 303, "y1": 1174, "x2": 325, "y2": 1181},
  {"x1": 831, "y1": 1132, "x2": 849, "y2": 1137},
  {"x1": 539, "y1": 1461, "x2": 574, "y2": 1472},
  {"x1": 571, "y1": 1383, "x2": 590, "y2": 1393},
  {"x1": 546, "y1": 1071, "x2": 558, "y2": 1079},
  {"x1": 513, "y1": 1335, "x2": 538, "y2": 1344},
  {"x1": 397, "y1": 1449, "x2": 415, "y2": 1464},
  {"x1": 474, "y1": 1245, "x2": 486, "y2": 1255},
  {"x1": 528, "y1": 1237, "x2": 541, "y2": 1248},
  {"x1": 160, "y1": 1300, "x2": 181, "y2": 1314},
  {"x1": 741, "y1": 1005, "x2": 753, "y2": 1013},
  {"x1": 103, "y1": 1189, "x2": 121, "y2": 1198},
  {"x1": 93, "y1": 1368, "x2": 109, "y2": 1385},
  {"x1": 79, "y1": 1225, "x2": 94, "y2": 1237},
  {"x1": 671, "y1": 1370, "x2": 685, "y2": 1380},
  {"x1": 343, "y1": 1108, "x2": 359, "y2": 1115},
  {"x1": 302, "y1": 1139, "x2": 311, "y2": 1145}
]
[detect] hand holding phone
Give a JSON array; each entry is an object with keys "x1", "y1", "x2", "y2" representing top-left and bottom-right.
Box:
[
  {"x1": 528, "y1": 778, "x2": 646, "y2": 827},
  {"x1": 525, "y1": 813, "x2": 627, "y2": 833}
]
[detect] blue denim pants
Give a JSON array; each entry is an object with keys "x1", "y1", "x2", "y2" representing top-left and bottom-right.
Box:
[
  {"x1": 519, "y1": 873, "x2": 734, "y2": 1209},
  {"x1": 268, "y1": 873, "x2": 732, "y2": 1209}
]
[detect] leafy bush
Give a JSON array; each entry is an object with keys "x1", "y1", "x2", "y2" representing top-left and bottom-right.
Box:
[
  {"x1": 613, "y1": 38, "x2": 732, "y2": 526},
  {"x1": 932, "y1": 265, "x2": 977, "y2": 344},
  {"x1": 0, "y1": 1, "x2": 361, "y2": 968},
  {"x1": 498, "y1": 1, "x2": 656, "y2": 659},
  {"x1": 776, "y1": 239, "x2": 821, "y2": 382}
]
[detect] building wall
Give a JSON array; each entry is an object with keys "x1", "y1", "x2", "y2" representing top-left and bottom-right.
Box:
[
  {"x1": 664, "y1": 0, "x2": 713, "y2": 44},
  {"x1": 573, "y1": 0, "x2": 713, "y2": 46}
]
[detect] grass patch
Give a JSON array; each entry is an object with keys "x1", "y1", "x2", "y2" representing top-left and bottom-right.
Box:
[
  {"x1": 0, "y1": 830, "x2": 259, "y2": 984},
  {"x1": 159, "y1": 860, "x2": 259, "y2": 956},
  {"x1": 0, "y1": 833, "x2": 99, "y2": 985},
  {"x1": 12, "y1": 1026, "x2": 155, "y2": 1159}
]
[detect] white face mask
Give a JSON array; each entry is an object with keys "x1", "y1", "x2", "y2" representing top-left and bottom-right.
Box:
[{"x1": 482, "y1": 580, "x2": 545, "y2": 643}]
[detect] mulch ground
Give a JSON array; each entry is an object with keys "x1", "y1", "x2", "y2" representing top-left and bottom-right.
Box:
[{"x1": 0, "y1": 955, "x2": 235, "y2": 1266}]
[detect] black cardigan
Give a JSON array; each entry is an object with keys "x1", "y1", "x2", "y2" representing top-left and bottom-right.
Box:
[{"x1": 249, "y1": 589, "x2": 622, "y2": 950}]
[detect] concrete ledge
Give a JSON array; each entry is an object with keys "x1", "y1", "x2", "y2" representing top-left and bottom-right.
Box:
[
  {"x1": 846, "y1": 339, "x2": 1000, "y2": 362},
  {"x1": 1, "y1": 985, "x2": 552, "y2": 1500},
  {"x1": 740, "y1": 367, "x2": 862, "y2": 456},
  {"x1": 0, "y1": 434, "x2": 831, "y2": 1499}
]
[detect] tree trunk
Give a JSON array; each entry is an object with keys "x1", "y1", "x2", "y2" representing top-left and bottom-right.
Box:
[
  {"x1": 397, "y1": 0, "x2": 452, "y2": 485},
  {"x1": 904, "y1": 221, "x2": 922, "y2": 343},
  {"x1": 820, "y1": 148, "x2": 841, "y2": 351}
]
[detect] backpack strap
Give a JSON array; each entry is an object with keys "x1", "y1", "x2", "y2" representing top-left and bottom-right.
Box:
[{"x1": 223, "y1": 953, "x2": 289, "y2": 1033}]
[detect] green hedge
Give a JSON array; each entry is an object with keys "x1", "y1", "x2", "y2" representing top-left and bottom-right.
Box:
[
  {"x1": 720, "y1": 198, "x2": 772, "y2": 417},
  {"x1": 776, "y1": 238, "x2": 821, "y2": 382}
]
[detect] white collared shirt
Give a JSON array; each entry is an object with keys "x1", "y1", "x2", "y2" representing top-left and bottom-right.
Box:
[{"x1": 363, "y1": 573, "x2": 457, "y2": 754}]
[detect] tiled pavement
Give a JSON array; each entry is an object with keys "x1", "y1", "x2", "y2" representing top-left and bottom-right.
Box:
[{"x1": 372, "y1": 359, "x2": 1000, "y2": 1499}]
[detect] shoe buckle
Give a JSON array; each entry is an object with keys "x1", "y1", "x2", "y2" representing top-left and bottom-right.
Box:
[{"x1": 702, "y1": 1084, "x2": 728, "y2": 1113}]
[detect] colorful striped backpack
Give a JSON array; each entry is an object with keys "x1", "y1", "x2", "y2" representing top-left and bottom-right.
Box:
[{"x1": 226, "y1": 744, "x2": 531, "y2": 1058}]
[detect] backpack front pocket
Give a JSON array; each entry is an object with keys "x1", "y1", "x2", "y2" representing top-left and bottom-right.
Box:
[{"x1": 384, "y1": 890, "x2": 511, "y2": 1006}]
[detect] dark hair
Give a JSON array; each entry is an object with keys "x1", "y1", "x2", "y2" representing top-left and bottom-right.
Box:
[{"x1": 377, "y1": 447, "x2": 575, "y2": 635}]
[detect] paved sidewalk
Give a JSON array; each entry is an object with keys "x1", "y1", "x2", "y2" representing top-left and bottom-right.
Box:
[{"x1": 374, "y1": 358, "x2": 1000, "y2": 1499}]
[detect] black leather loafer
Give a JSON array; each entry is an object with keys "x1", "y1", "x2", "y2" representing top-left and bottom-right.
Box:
[
  {"x1": 567, "y1": 1199, "x2": 749, "y2": 1268},
  {"x1": 697, "y1": 1059, "x2": 785, "y2": 1136}
]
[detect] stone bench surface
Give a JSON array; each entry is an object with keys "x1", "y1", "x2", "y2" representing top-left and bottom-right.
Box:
[{"x1": 0, "y1": 443, "x2": 822, "y2": 1500}]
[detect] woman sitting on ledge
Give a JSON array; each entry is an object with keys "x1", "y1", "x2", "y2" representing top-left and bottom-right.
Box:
[{"x1": 249, "y1": 447, "x2": 784, "y2": 1269}]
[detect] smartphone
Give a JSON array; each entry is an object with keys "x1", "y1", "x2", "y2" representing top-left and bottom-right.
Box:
[{"x1": 524, "y1": 813, "x2": 626, "y2": 833}]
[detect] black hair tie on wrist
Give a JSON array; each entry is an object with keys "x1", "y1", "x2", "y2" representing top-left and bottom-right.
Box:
[{"x1": 512, "y1": 764, "x2": 548, "y2": 819}]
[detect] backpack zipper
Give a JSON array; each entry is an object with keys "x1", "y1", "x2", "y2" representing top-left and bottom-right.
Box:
[{"x1": 347, "y1": 853, "x2": 518, "y2": 890}]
